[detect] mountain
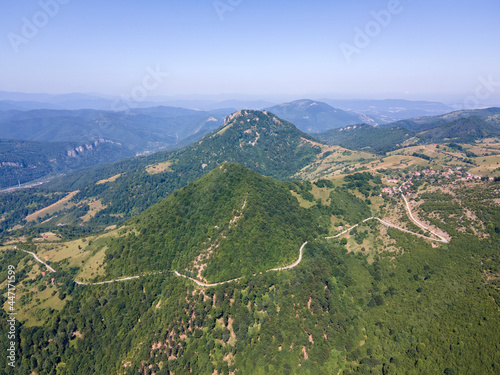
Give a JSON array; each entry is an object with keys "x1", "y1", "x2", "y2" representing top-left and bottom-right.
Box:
[
  {"x1": 320, "y1": 99, "x2": 454, "y2": 124},
  {"x1": 1, "y1": 110, "x2": 322, "y2": 231},
  {"x1": 317, "y1": 108, "x2": 500, "y2": 153},
  {"x1": 385, "y1": 107, "x2": 500, "y2": 132},
  {"x1": 103, "y1": 163, "x2": 323, "y2": 283},
  {"x1": 171, "y1": 109, "x2": 321, "y2": 180},
  {"x1": 265, "y1": 99, "x2": 368, "y2": 133},
  {"x1": 0, "y1": 100, "x2": 64, "y2": 111},
  {"x1": 315, "y1": 123, "x2": 413, "y2": 154}
]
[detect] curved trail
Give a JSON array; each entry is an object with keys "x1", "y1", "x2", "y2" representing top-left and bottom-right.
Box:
[{"x1": 14, "y1": 180, "x2": 448, "y2": 288}]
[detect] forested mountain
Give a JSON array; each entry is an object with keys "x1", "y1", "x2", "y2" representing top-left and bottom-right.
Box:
[
  {"x1": 0, "y1": 106, "x2": 229, "y2": 188},
  {"x1": 265, "y1": 99, "x2": 367, "y2": 132},
  {"x1": 416, "y1": 115, "x2": 500, "y2": 143},
  {"x1": 103, "y1": 163, "x2": 325, "y2": 283},
  {"x1": 316, "y1": 108, "x2": 500, "y2": 154},
  {"x1": 1, "y1": 167, "x2": 499, "y2": 374},
  {"x1": 0, "y1": 110, "x2": 322, "y2": 233}
]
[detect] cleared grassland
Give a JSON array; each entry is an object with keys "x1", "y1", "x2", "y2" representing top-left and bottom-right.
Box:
[
  {"x1": 80, "y1": 199, "x2": 107, "y2": 222},
  {"x1": 96, "y1": 173, "x2": 122, "y2": 185},
  {"x1": 469, "y1": 155, "x2": 500, "y2": 176},
  {"x1": 290, "y1": 191, "x2": 315, "y2": 209},
  {"x1": 76, "y1": 245, "x2": 108, "y2": 281},
  {"x1": 145, "y1": 161, "x2": 173, "y2": 175},
  {"x1": 25, "y1": 190, "x2": 80, "y2": 222}
]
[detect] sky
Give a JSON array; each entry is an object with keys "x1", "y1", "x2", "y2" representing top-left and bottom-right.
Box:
[{"x1": 1, "y1": 0, "x2": 500, "y2": 105}]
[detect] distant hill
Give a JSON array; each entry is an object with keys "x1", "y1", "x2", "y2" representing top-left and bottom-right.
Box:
[
  {"x1": 104, "y1": 163, "x2": 322, "y2": 282},
  {"x1": 0, "y1": 107, "x2": 225, "y2": 150},
  {"x1": 0, "y1": 91, "x2": 277, "y2": 111},
  {"x1": 265, "y1": 99, "x2": 367, "y2": 132},
  {"x1": 320, "y1": 99, "x2": 454, "y2": 124},
  {"x1": 315, "y1": 124, "x2": 413, "y2": 154},
  {"x1": 385, "y1": 107, "x2": 500, "y2": 132}
]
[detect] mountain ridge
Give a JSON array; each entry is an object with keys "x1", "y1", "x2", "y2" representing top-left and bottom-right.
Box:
[{"x1": 265, "y1": 99, "x2": 369, "y2": 132}]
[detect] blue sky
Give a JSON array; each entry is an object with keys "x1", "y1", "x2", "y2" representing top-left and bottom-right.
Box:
[{"x1": 1, "y1": 0, "x2": 499, "y2": 104}]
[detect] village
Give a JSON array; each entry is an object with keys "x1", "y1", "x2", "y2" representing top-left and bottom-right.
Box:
[{"x1": 381, "y1": 166, "x2": 492, "y2": 196}]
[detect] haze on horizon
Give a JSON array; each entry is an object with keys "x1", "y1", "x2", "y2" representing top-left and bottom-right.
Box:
[{"x1": 1, "y1": 0, "x2": 500, "y2": 106}]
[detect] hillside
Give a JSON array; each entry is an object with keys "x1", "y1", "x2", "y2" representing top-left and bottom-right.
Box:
[
  {"x1": 0, "y1": 138, "x2": 129, "y2": 189},
  {"x1": 315, "y1": 124, "x2": 413, "y2": 154},
  {"x1": 316, "y1": 108, "x2": 500, "y2": 153},
  {"x1": 417, "y1": 115, "x2": 500, "y2": 143},
  {"x1": 265, "y1": 99, "x2": 366, "y2": 132},
  {"x1": 103, "y1": 163, "x2": 323, "y2": 283},
  {"x1": 0, "y1": 106, "x2": 230, "y2": 188}
]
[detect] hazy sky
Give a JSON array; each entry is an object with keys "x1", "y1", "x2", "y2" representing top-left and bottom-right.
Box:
[{"x1": 1, "y1": 0, "x2": 499, "y2": 104}]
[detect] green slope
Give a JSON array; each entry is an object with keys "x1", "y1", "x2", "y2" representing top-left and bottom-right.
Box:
[
  {"x1": 315, "y1": 124, "x2": 413, "y2": 154},
  {"x1": 103, "y1": 163, "x2": 324, "y2": 283},
  {"x1": 417, "y1": 115, "x2": 500, "y2": 143}
]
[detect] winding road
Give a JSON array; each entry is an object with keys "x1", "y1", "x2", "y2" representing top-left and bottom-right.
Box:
[
  {"x1": 16, "y1": 248, "x2": 57, "y2": 273},
  {"x1": 12, "y1": 180, "x2": 449, "y2": 288}
]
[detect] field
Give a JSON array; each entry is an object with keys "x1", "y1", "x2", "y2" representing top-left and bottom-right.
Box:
[
  {"x1": 80, "y1": 199, "x2": 107, "y2": 222},
  {"x1": 145, "y1": 161, "x2": 173, "y2": 175},
  {"x1": 96, "y1": 173, "x2": 122, "y2": 185}
]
